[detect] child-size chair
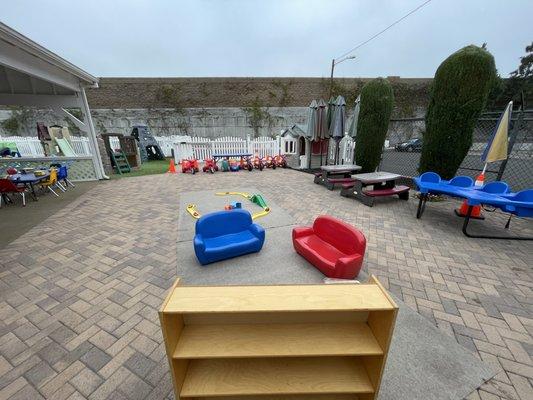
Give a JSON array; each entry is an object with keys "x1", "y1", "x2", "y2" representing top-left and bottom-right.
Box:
[
  {"x1": 0, "y1": 178, "x2": 27, "y2": 207},
  {"x1": 39, "y1": 168, "x2": 62, "y2": 197}
]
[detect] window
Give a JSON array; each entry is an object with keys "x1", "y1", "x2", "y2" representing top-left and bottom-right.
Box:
[{"x1": 282, "y1": 138, "x2": 297, "y2": 155}]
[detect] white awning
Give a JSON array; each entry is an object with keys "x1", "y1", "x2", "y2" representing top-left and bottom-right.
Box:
[{"x1": 0, "y1": 22, "x2": 105, "y2": 179}]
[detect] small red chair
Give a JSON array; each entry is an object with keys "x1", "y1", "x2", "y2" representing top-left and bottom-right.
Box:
[
  {"x1": 0, "y1": 178, "x2": 27, "y2": 207},
  {"x1": 292, "y1": 215, "x2": 366, "y2": 279}
]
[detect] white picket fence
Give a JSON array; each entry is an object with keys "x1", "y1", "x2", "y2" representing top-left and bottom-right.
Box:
[
  {"x1": 173, "y1": 135, "x2": 281, "y2": 163},
  {"x1": 0, "y1": 136, "x2": 92, "y2": 157}
]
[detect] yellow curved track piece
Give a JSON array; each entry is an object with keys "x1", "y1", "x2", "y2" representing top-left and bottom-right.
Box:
[
  {"x1": 215, "y1": 191, "x2": 251, "y2": 200},
  {"x1": 186, "y1": 203, "x2": 201, "y2": 219},
  {"x1": 214, "y1": 192, "x2": 271, "y2": 220},
  {"x1": 252, "y1": 206, "x2": 270, "y2": 220}
]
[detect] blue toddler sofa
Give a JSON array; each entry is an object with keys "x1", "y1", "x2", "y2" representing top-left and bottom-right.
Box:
[{"x1": 193, "y1": 209, "x2": 265, "y2": 265}]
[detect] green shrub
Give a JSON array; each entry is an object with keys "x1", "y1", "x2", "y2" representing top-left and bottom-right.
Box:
[
  {"x1": 355, "y1": 78, "x2": 394, "y2": 172},
  {"x1": 419, "y1": 45, "x2": 497, "y2": 179}
]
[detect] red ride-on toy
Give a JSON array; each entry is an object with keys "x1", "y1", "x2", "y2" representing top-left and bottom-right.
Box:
[
  {"x1": 252, "y1": 155, "x2": 264, "y2": 171},
  {"x1": 274, "y1": 154, "x2": 287, "y2": 168},
  {"x1": 181, "y1": 159, "x2": 199, "y2": 174},
  {"x1": 239, "y1": 156, "x2": 253, "y2": 172},
  {"x1": 202, "y1": 158, "x2": 219, "y2": 174},
  {"x1": 263, "y1": 155, "x2": 276, "y2": 169}
]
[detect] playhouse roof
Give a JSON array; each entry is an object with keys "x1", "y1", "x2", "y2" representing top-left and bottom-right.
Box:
[{"x1": 281, "y1": 124, "x2": 308, "y2": 138}]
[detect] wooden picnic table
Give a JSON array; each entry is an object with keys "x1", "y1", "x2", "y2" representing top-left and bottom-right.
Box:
[
  {"x1": 314, "y1": 164, "x2": 362, "y2": 190},
  {"x1": 8, "y1": 172, "x2": 50, "y2": 201},
  {"x1": 340, "y1": 171, "x2": 410, "y2": 207}
]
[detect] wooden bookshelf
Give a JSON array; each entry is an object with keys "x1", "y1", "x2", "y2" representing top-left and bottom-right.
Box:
[{"x1": 159, "y1": 276, "x2": 397, "y2": 400}]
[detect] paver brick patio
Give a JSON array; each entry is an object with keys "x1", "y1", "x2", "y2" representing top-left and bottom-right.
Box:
[{"x1": 0, "y1": 169, "x2": 531, "y2": 399}]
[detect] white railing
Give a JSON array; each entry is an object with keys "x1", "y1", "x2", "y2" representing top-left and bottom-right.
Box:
[
  {"x1": 70, "y1": 137, "x2": 92, "y2": 156},
  {"x1": 173, "y1": 135, "x2": 281, "y2": 163},
  {"x1": 0, "y1": 136, "x2": 44, "y2": 157},
  {"x1": 0, "y1": 136, "x2": 92, "y2": 157}
]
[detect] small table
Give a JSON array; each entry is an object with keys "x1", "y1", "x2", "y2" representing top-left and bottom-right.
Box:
[
  {"x1": 340, "y1": 171, "x2": 410, "y2": 207},
  {"x1": 314, "y1": 164, "x2": 362, "y2": 190},
  {"x1": 9, "y1": 173, "x2": 50, "y2": 201}
]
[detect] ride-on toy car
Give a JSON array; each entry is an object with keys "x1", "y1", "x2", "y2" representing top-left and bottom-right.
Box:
[
  {"x1": 274, "y1": 154, "x2": 287, "y2": 168},
  {"x1": 263, "y1": 155, "x2": 276, "y2": 169},
  {"x1": 203, "y1": 158, "x2": 219, "y2": 173},
  {"x1": 229, "y1": 160, "x2": 240, "y2": 172},
  {"x1": 252, "y1": 155, "x2": 264, "y2": 171},
  {"x1": 239, "y1": 156, "x2": 253, "y2": 171},
  {"x1": 181, "y1": 159, "x2": 199, "y2": 174}
]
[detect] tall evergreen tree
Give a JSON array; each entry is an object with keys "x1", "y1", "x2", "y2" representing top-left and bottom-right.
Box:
[{"x1": 419, "y1": 45, "x2": 497, "y2": 178}]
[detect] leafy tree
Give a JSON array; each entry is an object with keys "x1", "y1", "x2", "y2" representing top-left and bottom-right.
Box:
[
  {"x1": 511, "y1": 42, "x2": 533, "y2": 80},
  {"x1": 509, "y1": 42, "x2": 533, "y2": 104},
  {"x1": 355, "y1": 78, "x2": 394, "y2": 172},
  {"x1": 419, "y1": 45, "x2": 496, "y2": 179},
  {"x1": 488, "y1": 42, "x2": 533, "y2": 108}
]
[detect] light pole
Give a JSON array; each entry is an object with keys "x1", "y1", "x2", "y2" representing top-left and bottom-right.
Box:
[{"x1": 329, "y1": 55, "x2": 356, "y2": 98}]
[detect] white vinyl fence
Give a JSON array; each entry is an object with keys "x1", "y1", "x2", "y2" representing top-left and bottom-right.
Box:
[
  {"x1": 0, "y1": 136, "x2": 92, "y2": 157},
  {"x1": 173, "y1": 135, "x2": 281, "y2": 163},
  {"x1": 327, "y1": 135, "x2": 356, "y2": 165}
]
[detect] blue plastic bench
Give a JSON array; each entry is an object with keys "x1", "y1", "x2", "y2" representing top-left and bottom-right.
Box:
[
  {"x1": 414, "y1": 172, "x2": 533, "y2": 240},
  {"x1": 194, "y1": 209, "x2": 265, "y2": 265}
]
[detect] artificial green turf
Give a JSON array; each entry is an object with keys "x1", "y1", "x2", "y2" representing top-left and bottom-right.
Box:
[{"x1": 110, "y1": 158, "x2": 170, "y2": 179}]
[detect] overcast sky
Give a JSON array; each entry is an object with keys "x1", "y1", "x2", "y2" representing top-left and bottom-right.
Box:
[{"x1": 2, "y1": 0, "x2": 532, "y2": 78}]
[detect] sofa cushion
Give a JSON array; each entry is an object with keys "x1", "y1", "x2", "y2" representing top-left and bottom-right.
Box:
[
  {"x1": 295, "y1": 234, "x2": 345, "y2": 263},
  {"x1": 195, "y1": 209, "x2": 253, "y2": 238},
  {"x1": 313, "y1": 215, "x2": 364, "y2": 255},
  {"x1": 204, "y1": 231, "x2": 259, "y2": 254}
]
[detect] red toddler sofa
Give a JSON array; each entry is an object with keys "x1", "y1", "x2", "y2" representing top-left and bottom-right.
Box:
[{"x1": 292, "y1": 215, "x2": 366, "y2": 279}]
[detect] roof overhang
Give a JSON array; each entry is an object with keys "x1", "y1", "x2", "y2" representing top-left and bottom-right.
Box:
[{"x1": 0, "y1": 21, "x2": 98, "y2": 95}]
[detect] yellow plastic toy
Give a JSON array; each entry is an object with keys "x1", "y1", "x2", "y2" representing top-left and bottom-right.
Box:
[
  {"x1": 186, "y1": 203, "x2": 201, "y2": 219},
  {"x1": 216, "y1": 191, "x2": 271, "y2": 220},
  {"x1": 186, "y1": 192, "x2": 271, "y2": 220}
]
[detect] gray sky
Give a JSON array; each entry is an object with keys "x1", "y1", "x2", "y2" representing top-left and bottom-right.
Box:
[{"x1": 2, "y1": 0, "x2": 532, "y2": 78}]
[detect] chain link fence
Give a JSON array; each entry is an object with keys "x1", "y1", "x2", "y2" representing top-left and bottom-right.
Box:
[{"x1": 379, "y1": 110, "x2": 533, "y2": 191}]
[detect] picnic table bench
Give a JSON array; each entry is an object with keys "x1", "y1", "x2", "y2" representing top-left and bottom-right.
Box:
[
  {"x1": 340, "y1": 171, "x2": 409, "y2": 207},
  {"x1": 314, "y1": 164, "x2": 362, "y2": 190}
]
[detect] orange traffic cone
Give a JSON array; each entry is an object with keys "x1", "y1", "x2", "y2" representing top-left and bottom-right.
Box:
[
  {"x1": 167, "y1": 159, "x2": 177, "y2": 174},
  {"x1": 455, "y1": 172, "x2": 485, "y2": 219}
]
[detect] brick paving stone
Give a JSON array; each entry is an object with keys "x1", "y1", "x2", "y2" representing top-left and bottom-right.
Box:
[
  {"x1": 124, "y1": 351, "x2": 157, "y2": 379},
  {"x1": 80, "y1": 347, "x2": 112, "y2": 372},
  {"x1": 24, "y1": 361, "x2": 56, "y2": 387},
  {"x1": 69, "y1": 368, "x2": 103, "y2": 397},
  {"x1": 0, "y1": 171, "x2": 531, "y2": 400}
]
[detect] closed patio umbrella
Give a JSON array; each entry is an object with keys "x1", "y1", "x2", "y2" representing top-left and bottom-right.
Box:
[
  {"x1": 330, "y1": 96, "x2": 346, "y2": 164},
  {"x1": 326, "y1": 96, "x2": 336, "y2": 136},
  {"x1": 316, "y1": 99, "x2": 328, "y2": 165},
  {"x1": 348, "y1": 95, "x2": 361, "y2": 138},
  {"x1": 317, "y1": 99, "x2": 328, "y2": 139},
  {"x1": 330, "y1": 95, "x2": 346, "y2": 139},
  {"x1": 306, "y1": 99, "x2": 318, "y2": 141}
]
